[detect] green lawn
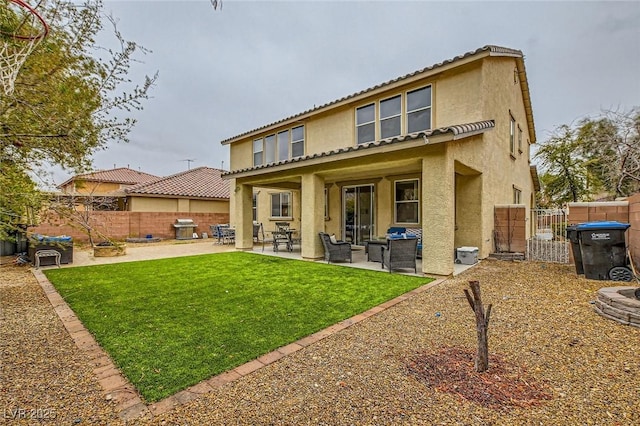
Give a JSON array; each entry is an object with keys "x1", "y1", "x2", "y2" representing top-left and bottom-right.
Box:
[{"x1": 44, "y1": 252, "x2": 431, "y2": 402}]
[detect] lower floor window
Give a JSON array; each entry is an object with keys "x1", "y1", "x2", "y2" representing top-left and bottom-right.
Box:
[
  {"x1": 271, "y1": 192, "x2": 291, "y2": 217},
  {"x1": 395, "y1": 179, "x2": 419, "y2": 223},
  {"x1": 513, "y1": 186, "x2": 522, "y2": 204},
  {"x1": 252, "y1": 192, "x2": 257, "y2": 221}
]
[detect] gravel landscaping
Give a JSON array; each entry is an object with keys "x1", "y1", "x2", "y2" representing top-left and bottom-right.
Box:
[{"x1": 2, "y1": 258, "x2": 639, "y2": 425}]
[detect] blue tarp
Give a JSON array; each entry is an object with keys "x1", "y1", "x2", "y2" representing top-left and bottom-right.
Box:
[{"x1": 31, "y1": 234, "x2": 73, "y2": 243}]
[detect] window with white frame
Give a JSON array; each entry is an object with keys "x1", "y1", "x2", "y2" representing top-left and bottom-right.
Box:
[
  {"x1": 253, "y1": 139, "x2": 263, "y2": 166},
  {"x1": 509, "y1": 114, "x2": 516, "y2": 156},
  {"x1": 277, "y1": 130, "x2": 289, "y2": 161},
  {"x1": 380, "y1": 95, "x2": 401, "y2": 139},
  {"x1": 253, "y1": 125, "x2": 305, "y2": 166},
  {"x1": 518, "y1": 125, "x2": 523, "y2": 153},
  {"x1": 324, "y1": 187, "x2": 329, "y2": 220},
  {"x1": 271, "y1": 192, "x2": 291, "y2": 218},
  {"x1": 265, "y1": 134, "x2": 276, "y2": 164},
  {"x1": 356, "y1": 103, "x2": 376, "y2": 144},
  {"x1": 513, "y1": 186, "x2": 522, "y2": 204},
  {"x1": 252, "y1": 192, "x2": 257, "y2": 221},
  {"x1": 407, "y1": 86, "x2": 431, "y2": 133},
  {"x1": 291, "y1": 125, "x2": 304, "y2": 158},
  {"x1": 395, "y1": 179, "x2": 419, "y2": 224}
]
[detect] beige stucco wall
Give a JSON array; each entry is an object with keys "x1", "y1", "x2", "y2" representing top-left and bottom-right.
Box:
[
  {"x1": 434, "y1": 62, "x2": 483, "y2": 128},
  {"x1": 129, "y1": 197, "x2": 178, "y2": 212},
  {"x1": 61, "y1": 181, "x2": 122, "y2": 195},
  {"x1": 128, "y1": 196, "x2": 229, "y2": 214},
  {"x1": 230, "y1": 65, "x2": 487, "y2": 171},
  {"x1": 190, "y1": 199, "x2": 229, "y2": 213}
]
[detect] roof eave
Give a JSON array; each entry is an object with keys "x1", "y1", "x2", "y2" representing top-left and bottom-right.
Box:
[{"x1": 223, "y1": 120, "x2": 495, "y2": 180}]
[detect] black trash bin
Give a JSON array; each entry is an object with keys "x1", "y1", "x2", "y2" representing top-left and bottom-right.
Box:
[
  {"x1": 0, "y1": 239, "x2": 16, "y2": 256},
  {"x1": 576, "y1": 221, "x2": 631, "y2": 281},
  {"x1": 566, "y1": 225, "x2": 583, "y2": 275}
]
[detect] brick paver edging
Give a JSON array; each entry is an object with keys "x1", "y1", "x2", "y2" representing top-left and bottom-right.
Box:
[{"x1": 32, "y1": 268, "x2": 445, "y2": 421}]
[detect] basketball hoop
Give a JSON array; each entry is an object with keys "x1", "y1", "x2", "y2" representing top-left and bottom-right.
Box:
[
  {"x1": 210, "y1": 0, "x2": 222, "y2": 11},
  {"x1": 0, "y1": 0, "x2": 49, "y2": 96}
]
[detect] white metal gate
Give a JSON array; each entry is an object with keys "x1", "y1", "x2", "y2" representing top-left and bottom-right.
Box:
[{"x1": 526, "y1": 209, "x2": 570, "y2": 263}]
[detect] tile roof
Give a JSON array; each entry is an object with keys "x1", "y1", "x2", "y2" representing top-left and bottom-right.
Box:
[
  {"x1": 58, "y1": 167, "x2": 160, "y2": 188},
  {"x1": 126, "y1": 167, "x2": 230, "y2": 199},
  {"x1": 221, "y1": 45, "x2": 525, "y2": 145},
  {"x1": 222, "y1": 120, "x2": 495, "y2": 178}
]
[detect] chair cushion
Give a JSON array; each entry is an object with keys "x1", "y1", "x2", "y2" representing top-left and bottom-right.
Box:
[
  {"x1": 329, "y1": 234, "x2": 338, "y2": 244},
  {"x1": 387, "y1": 227, "x2": 407, "y2": 234}
]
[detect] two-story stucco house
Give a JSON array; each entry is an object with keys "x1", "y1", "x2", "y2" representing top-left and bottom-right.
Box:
[{"x1": 221, "y1": 45, "x2": 538, "y2": 276}]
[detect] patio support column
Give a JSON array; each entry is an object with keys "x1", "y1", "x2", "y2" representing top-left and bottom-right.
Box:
[
  {"x1": 234, "y1": 182, "x2": 254, "y2": 251},
  {"x1": 421, "y1": 154, "x2": 455, "y2": 276},
  {"x1": 300, "y1": 173, "x2": 325, "y2": 260}
]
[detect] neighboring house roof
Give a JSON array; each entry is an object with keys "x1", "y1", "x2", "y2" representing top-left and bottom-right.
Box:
[
  {"x1": 125, "y1": 167, "x2": 230, "y2": 199},
  {"x1": 58, "y1": 167, "x2": 160, "y2": 189},
  {"x1": 221, "y1": 45, "x2": 535, "y2": 145},
  {"x1": 223, "y1": 120, "x2": 495, "y2": 178}
]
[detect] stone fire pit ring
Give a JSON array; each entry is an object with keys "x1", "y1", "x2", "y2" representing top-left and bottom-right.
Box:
[{"x1": 594, "y1": 286, "x2": 640, "y2": 328}]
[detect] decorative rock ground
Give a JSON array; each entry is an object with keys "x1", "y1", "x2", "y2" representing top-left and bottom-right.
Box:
[{"x1": 594, "y1": 286, "x2": 640, "y2": 328}]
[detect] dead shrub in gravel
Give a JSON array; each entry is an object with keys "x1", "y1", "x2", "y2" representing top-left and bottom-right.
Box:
[{"x1": 404, "y1": 346, "x2": 553, "y2": 411}]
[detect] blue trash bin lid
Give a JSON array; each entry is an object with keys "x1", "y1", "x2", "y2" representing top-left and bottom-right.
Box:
[
  {"x1": 33, "y1": 234, "x2": 73, "y2": 242},
  {"x1": 576, "y1": 221, "x2": 630, "y2": 231}
]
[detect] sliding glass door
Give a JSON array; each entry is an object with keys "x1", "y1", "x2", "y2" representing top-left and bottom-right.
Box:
[{"x1": 343, "y1": 185, "x2": 375, "y2": 245}]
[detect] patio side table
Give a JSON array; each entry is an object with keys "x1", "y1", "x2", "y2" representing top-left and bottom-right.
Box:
[{"x1": 365, "y1": 239, "x2": 388, "y2": 263}]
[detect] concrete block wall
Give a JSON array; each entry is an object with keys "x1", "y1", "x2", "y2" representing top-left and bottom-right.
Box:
[
  {"x1": 30, "y1": 211, "x2": 230, "y2": 242},
  {"x1": 567, "y1": 201, "x2": 629, "y2": 224}
]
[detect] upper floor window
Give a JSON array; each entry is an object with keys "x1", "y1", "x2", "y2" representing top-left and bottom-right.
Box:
[
  {"x1": 509, "y1": 114, "x2": 516, "y2": 156},
  {"x1": 380, "y1": 95, "x2": 401, "y2": 139},
  {"x1": 356, "y1": 103, "x2": 376, "y2": 144},
  {"x1": 395, "y1": 179, "x2": 419, "y2": 224},
  {"x1": 407, "y1": 86, "x2": 431, "y2": 133},
  {"x1": 291, "y1": 125, "x2": 304, "y2": 158},
  {"x1": 271, "y1": 192, "x2": 291, "y2": 218},
  {"x1": 253, "y1": 139, "x2": 263, "y2": 166},
  {"x1": 277, "y1": 130, "x2": 289, "y2": 161},
  {"x1": 518, "y1": 125, "x2": 523, "y2": 153},
  {"x1": 265, "y1": 134, "x2": 276, "y2": 164},
  {"x1": 253, "y1": 125, "x2": 305, "y2": 166}
]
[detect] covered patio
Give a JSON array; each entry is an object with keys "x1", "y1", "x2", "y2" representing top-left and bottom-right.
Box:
[{"x1": 250, "y1": 242, "x2": 476, "y2": 277}]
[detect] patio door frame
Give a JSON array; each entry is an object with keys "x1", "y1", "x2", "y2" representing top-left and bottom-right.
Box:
[{"x1": 342, "y1": 184, "x2": 375, "y2": 245}]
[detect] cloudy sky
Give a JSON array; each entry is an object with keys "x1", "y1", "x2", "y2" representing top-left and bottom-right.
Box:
[{"x1": 48, "y1": 0, "x2": 640, "y2": 186}]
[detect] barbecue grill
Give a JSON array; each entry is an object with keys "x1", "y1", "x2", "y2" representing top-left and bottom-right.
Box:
[{"x1": 173, "y1": 218, "x2": 197, "y2": 240}]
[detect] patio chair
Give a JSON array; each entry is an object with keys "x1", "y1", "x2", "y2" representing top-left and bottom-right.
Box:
[
  {"x1": 210, "y1": 225, "x2": 222, "y2": 244},
  {"x1": 406, "y1": 227, "x2": 423, "y2": 259},
  {"x1": 221, "y1": 226, "x2": 235, "y2": 244},
  {"x1": 253, "y1": 222, "x2": 265, "y2": 251},
  {"x1": 212, "y1": 224, "x2": 235, "y2": 244},
  {"x1": 318, "y1": 232, "x2": 352, "y2": 263},
  {"x1": 273, "y1": 222, "x2": 293, "y2": 252},
  {"x1": 382, "y1": 237, "x2": 418, "y2": 273},
  {"x1": 275, "y1": 221, "x2": 290, "y2": 231}
]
